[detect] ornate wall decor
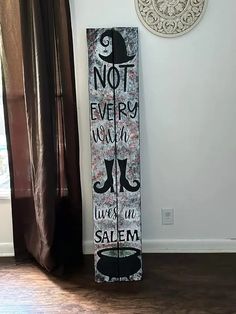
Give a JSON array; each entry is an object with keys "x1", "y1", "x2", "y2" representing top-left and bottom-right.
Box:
[
  {"x1": 135, "y1": 0, "x2": 208, "y2": 37},
  {"x1": 87, "y1": 27, "x2": 142, "y2": 282}
]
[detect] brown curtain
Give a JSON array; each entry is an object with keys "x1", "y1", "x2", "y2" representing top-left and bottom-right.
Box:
[{"x1": 0, "y1": 0, "x2": 82, "y2": 272}]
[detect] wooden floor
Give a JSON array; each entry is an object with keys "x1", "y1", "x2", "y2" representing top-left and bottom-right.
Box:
[{"x1": 1, "y1": 254, "x2": 236, "y2": 313}]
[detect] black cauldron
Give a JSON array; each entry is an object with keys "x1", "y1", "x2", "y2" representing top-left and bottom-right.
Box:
[{"x1": 97, "y1": 247, "x2": 141, "y2": 280}]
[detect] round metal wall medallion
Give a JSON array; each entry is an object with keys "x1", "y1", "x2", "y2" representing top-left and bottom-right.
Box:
[{"x1": 135, "y1": 0, "x2": 208, "y2": 38}]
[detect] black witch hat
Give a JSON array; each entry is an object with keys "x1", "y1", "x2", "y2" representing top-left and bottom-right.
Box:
[{"x1": 99, "y1": 29, "x2": 135, "y2": 64}]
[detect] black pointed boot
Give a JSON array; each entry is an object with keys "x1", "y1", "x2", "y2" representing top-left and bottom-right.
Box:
[
  {"x1": 94, "y1": 159, "x2": 114, "y2": 194},
  {"x1": 118, "y1": 158, "x2": 140, "y2": 192}
]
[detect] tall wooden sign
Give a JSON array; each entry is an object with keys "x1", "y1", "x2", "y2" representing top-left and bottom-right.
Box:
[{"x1": 87, "y1": 27, "x2": 142, "y2": 282}]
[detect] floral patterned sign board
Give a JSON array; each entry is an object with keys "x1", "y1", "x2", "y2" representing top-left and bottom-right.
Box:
[{"x1": 87, "y1": 27, "x2": 142, "y2": 282}]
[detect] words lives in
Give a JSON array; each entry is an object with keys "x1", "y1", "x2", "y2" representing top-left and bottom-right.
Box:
[
  {"x1": 94, "y1": 205, "x2": 140, "y2": 244},
  {"x1": 91, "y1": 63, "x2": 139, "y2": 144}
]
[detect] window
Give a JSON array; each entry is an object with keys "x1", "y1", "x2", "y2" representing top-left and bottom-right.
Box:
[{"x1": 0, "y1": 67, "x2": 10, "y2": 198}]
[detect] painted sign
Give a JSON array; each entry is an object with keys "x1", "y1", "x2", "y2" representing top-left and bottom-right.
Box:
[{"x1": 87, "y1": 27, "x2": 142, "y2": 282}]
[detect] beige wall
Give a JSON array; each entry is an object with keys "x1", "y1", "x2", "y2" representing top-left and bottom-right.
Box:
[
  {"x1": 0, "y1": 199, "x2": 14, "y2": 256},
  {"x1": 1, "y1": 0, "x2": 236, "y2": 255}
]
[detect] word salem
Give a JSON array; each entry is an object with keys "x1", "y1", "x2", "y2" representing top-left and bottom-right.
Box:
[{"x1": 95, "y1": 229, "x2": 140, "y2": 244}]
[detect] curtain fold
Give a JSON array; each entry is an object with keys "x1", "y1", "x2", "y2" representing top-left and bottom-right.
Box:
[{"x1": 0, "y1": 0, "x2": 82, "y2": 272}]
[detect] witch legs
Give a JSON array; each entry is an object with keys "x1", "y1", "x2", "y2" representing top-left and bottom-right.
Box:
[
  {"x1": 94, "y1": 158, "x2": 140, "y2": 194},
  {"x1": 93, "y1": 159, "x2": 114, "y2": 194},
  {"x1": 118, "y1": 158, "x2": 140, "y2": 192}
]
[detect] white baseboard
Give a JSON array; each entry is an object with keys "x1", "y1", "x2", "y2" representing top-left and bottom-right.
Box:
[
  {"x1": 83, "y1": 239, "x2": 236, "y2": 255},
  {"x1": 0, "y1": 242, "x2": 14, "y2": 257}
]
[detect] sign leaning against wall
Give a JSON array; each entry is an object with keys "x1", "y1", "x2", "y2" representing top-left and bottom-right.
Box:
[{"x1": 87, "y1": 27, "x2": 142, "y2": 282}]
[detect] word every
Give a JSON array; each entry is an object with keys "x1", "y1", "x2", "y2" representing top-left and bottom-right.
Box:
[
  {"x1": 91, "y1": 101, "x2": 138, "y2": 121},
  {"x1": 95, "y1": 229, "x2": 140, "y2": 244}
]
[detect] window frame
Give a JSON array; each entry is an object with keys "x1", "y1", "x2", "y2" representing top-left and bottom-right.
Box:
[{"x1": 0, "y1": 68, "x2": 11, "y2": 200}]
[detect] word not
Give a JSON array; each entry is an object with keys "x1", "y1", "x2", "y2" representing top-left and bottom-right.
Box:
[
  {"x1": 91, "y1": 101, "x2": 138, "y2": 121},
  {"x1": 94, "y1": 64, "x2": 135, "y2": 92},
  {"x1": 95, "y1": 229, "x2": 140, "y2": 244}
]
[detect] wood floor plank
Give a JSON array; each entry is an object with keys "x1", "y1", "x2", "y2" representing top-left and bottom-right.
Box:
[{"x1": 1, "y1": 254, "x2": 236, "y2": 313}]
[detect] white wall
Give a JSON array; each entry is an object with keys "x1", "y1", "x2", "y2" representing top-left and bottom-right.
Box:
[
  {"x1": 0, "y1": 199, "x2": 14, "y2": 256},
  {"x1": 1, "y1": 0, "x2": 236, "y2": 256},
  {"x1": 71, "y1": 0, "x2": 236, "y2": 253}
]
